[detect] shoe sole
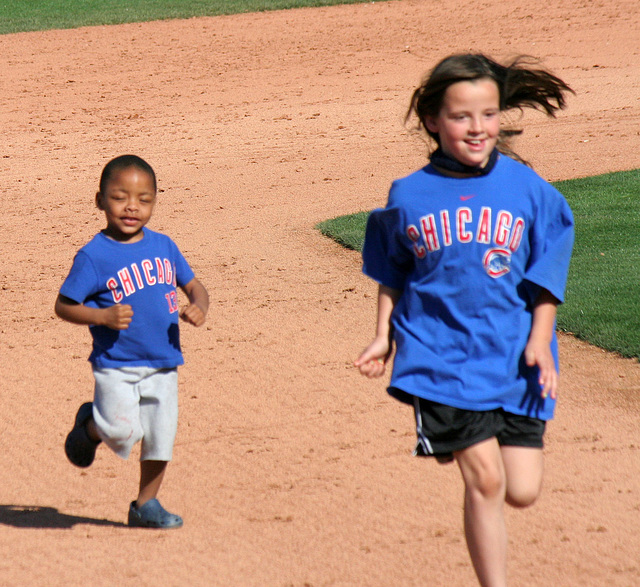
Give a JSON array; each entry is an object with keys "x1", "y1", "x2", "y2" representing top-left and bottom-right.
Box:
[{"x1": 65, "y1": 403, "x2": 99, "y2": 468}]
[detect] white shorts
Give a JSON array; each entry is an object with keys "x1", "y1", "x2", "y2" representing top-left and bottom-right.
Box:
[{"x1": 92, "y1": 366, "x2": 178, "y2": 461}]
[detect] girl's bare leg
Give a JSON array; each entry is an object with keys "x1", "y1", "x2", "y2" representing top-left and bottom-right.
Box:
[
  {"x1": 501, "y1": 446, "x2": 544, "y2": 508},
  {"x1": 456, "y1": 438, "x2": 508, "y2": 587}
]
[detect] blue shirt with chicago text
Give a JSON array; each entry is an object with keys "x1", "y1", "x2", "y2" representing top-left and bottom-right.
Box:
[
  {"x1": 59, "y1": 227, "x2": 195, "y2": 368},
  {"x1": 362, "y1": 155, "x2": 574, "y2": 420}
]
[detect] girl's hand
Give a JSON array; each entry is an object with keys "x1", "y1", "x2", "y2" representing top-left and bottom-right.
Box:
[
  {"x1": 354, "y1": 338, "x2": 391, "y2": 378},
  {"x1": 524, "y1": 339, "x2": 558, "y2": 399},
  {"x1": 526, "y1": 288, "x2": 560, "y2": 399},
  {"x1": 180, "y1": 303, "x2": 206, "y2": 327},
  {"x1": 102, "y1": 304, "x2": 133, "y2": 330}
]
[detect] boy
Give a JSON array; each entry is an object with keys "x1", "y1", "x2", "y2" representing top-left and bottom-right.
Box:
[{"x1": 55, "y1": 155, "x2": 209, "y2": 529}]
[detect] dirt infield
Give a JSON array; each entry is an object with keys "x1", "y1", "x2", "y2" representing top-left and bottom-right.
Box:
[{"x1": 0, "y1": 1, "x2": 639, "y2": 585}]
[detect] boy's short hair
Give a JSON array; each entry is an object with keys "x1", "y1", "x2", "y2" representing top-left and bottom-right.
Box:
[{"x1": 99, "y1": 155, "x2": 157, "y2": 194}]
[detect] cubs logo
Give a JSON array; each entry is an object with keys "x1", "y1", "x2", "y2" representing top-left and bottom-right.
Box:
[{"x1": 483, "y1": 248, "x2": 511, "y2": 278}]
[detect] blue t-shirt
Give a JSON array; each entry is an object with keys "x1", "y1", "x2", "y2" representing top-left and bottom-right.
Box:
[
  {"x1": 362, "y1": 155, "x2": 574, "y2": 420},
  {"x1": 59, "y1": 227, "x2": 195, "y2": 368}
]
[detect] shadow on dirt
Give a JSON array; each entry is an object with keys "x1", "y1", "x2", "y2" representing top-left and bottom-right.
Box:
[{"x1": 0, "y1": 505, "x2": 127, "y2": 529}]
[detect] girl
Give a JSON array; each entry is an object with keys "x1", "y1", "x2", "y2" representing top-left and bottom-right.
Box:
[{"x1": 355, "y1": 54, "x2": 574, "y2": 586}]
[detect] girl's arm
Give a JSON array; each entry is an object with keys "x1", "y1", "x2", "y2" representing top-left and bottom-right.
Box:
[
  {"x1": 179, "y1": 277, "x2": 209, "y2": 327},
  {"x1": 354, "y1": 284, "x2": 402, "y2": 378},
  {"x1": 524, "y1": 288, "x2": 559, "y2": 399},
  {"x1": 54, "y1": 294, "x2": 133, "y2": 330}
]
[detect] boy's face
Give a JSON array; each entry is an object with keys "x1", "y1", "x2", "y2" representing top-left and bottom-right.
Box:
[{"x1": 96, "y1": 166, "x2": 156, "y2": 243}]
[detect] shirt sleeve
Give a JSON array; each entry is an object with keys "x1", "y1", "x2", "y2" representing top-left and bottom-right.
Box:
[
  {"x1": 523, "y1": 185, "x2": 575, "y2": 303},
  {"x1": 59, "y1": 251, "x2": 100, "y2": 304},
  {"x1": 362, "y1": 204, "x2": 414, "y2": 291},
  {"x1": 172, "y1": 242, "x2": 196, "y2": 288}
]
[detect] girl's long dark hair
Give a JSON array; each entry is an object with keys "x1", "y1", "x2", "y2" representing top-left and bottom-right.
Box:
[{"x1": 406, "y1": 54, "x2": 574, "y2": 162}]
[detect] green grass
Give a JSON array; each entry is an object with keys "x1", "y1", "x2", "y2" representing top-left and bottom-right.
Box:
[
  {"x1": 317, "y1": 211, "x2": 372, "y2": 253},
  {"x1": 317, "y1": 169, "x2": 640, "y2": 360},
  {"x1": 0, "y1": 0, "x2": 375, "y2": 34},
  {"x1": 554, "y1": 169, "x2": 640, "y2": 358}
]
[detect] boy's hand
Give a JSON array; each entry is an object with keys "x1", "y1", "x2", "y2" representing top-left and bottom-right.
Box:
[
  {"x1": 180, "y1": 278, "x2": 209, "y2": 327},
  {"x1": 180, "y1": 303, "x2": 206, "y2": 327},
  {"x1": 524, "y1": 339, "x2": 558, "y2": 399},
  {"x1": 102, "y1": 304, "x2": 133, "y2": 330}
]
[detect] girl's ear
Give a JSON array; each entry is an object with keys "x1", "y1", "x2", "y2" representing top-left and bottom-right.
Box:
[
  {"x1": 424, "y1": 115, "x2": 439, "y2": 135},
  {"x1": 95, "y1": 192, "x2": 104, "y2": 210}
]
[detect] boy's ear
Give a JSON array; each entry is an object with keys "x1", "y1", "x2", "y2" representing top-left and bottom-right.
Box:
[{"x1": 95, "y1": 191, "x2": 104, "y2": 210}]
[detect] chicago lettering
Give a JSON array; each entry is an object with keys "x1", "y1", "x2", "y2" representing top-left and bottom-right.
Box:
[
  {"x1": 107, "y1": 257, "x2": 176, "y2": 303},
  {"x1": 407, "y1": 206, "x2": 525, "y2": 259}
]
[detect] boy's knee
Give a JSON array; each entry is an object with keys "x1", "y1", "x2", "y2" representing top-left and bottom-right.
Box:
[
  {"x1": 94, "y1": 415, "x2": 143, "y2": 457},
  {"x1": 107, "y1": 423, "x2": 142, "y2": 446}
]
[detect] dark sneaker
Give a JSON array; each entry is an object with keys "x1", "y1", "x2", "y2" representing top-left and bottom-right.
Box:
[
  {"x1": 128, "y1": 499, "x2": 183, "y2": 529},
  {"x1": 64, "y1": 402, "x2": 101, "y2": 468}
]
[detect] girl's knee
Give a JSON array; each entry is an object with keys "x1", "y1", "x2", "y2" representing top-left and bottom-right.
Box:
[
  {"x1": 462, "y1": 462, "x2": 506, "y2": 502},
  {"x1": 457, "y1": 441, "x2": 506, "y2": 501},
  {"x1": 506, "y1": 481, "x2": 542, "y2": 508},
  {"x1": 501, "y1": 446, "x2": 545, "y2": 508},
  {"x1": 472, "y1": 468, "x2": 505, "y2": 501}
]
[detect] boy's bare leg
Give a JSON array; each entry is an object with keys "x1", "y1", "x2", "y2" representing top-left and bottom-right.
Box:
[
  {"x1": 455, "y1": 438, "x2": 508, "y2": 587},
  {"x1": 85, "y1": 418, "x2": 102, "y2": 443},
  {"x1": 86, "y1": 418, "x2": 171, "y2": 508},
  {"x1": 137, "y1": 460, "x2": 168, "y2": 508},
  {"x1": 128, "y1": 460, "x2": 182, "y2": 528}
]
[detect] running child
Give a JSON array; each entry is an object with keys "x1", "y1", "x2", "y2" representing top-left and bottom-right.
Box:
[
  {"x1": 354, "y1": 54, "x2": 574, "y2": 586},
  {"x1": 55, "y1": 154, "x2": 209, "y2": 529}
]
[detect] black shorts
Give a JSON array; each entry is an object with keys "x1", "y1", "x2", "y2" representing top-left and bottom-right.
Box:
[{"x1": 403, "y1": 391, "x2": 546, "y2": 464}]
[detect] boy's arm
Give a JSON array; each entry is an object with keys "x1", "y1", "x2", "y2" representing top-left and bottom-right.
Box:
[
  {"x1": 179, "y1": 278, "x2": 209, "y2": 327},
  {"x1": 354, "y1": 284, "x2": 402, "y2": 378},
  {"x1": 54, "y1": 294, "x2": 133, "y2": 330},
  {"x1": 524, "y1": 288, "x2": 559, "y2": 399}
]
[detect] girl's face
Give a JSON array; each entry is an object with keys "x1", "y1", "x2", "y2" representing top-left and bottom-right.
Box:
[
  {"x1": 426, "y1": 78, "x2": 500, "y2": 169},
  {"x1": 96, "y1": 166, "x2": 156, "y2": 242}
]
